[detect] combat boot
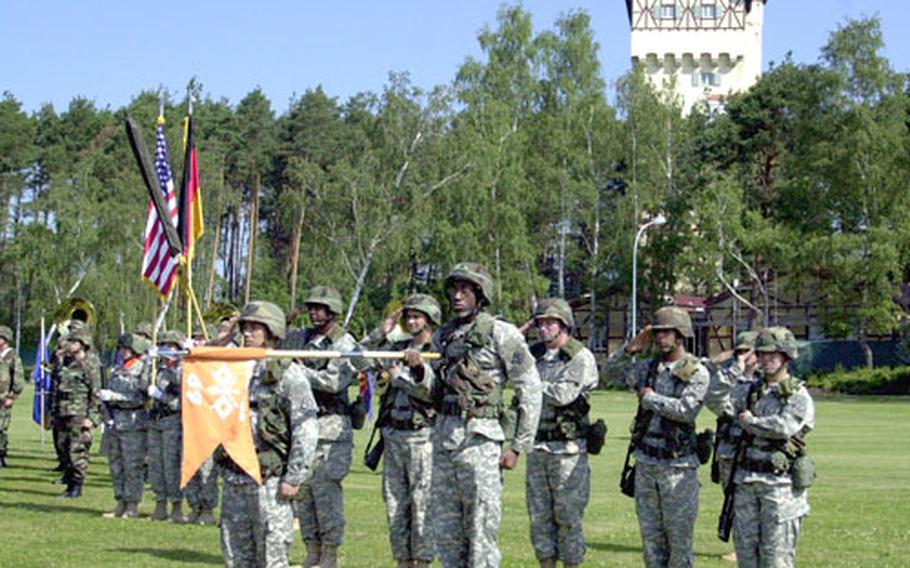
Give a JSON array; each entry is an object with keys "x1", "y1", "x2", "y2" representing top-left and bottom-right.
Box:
[
  {"x1": 151, "y1": 500, "x2": 168, "y2": 521},
  {"x1": 103, "y1": 499, "x2": 126, "y2": 518},
  {"x1": 318, "y1": 545, "x2": 338, "y2": 568},
  {"x1": 302, "y1": 543, "x2": 321, "y2": 568},
  {"x1": 170, "y1": 501, "x2": 186, "y2": 523},
  {"x1": 196, "y1": 508, "x2": 217, "y2": 526},
  {"x1": 123, "y1": 502, "x2": 140, "y2": 519},
  {"x1": 397, "y1": 561, "x2": 409, "y2": 568},
  {"x1": 563, "y1": 564, "x2": 580, "y2": 568},
  {"x1": 539, "y1": 559, "x2": 557, "y2": 568},
  {"x1": 63, "y1": 480, "x2": 83, "y2": 499},
  {"x1": 184, "y1": 507, "x2": 201, "y2": 524},
  {"x1": 0, "y1": 453, "x2": 6, "y2": 467}
]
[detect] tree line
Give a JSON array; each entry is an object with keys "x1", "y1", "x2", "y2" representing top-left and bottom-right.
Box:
[{"x1": 1, "y1": 7, "x2": 908, "y2": 364}]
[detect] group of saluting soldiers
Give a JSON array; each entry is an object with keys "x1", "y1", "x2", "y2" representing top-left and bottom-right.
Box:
[{"x1": 0, "y1": 261, "x2": 816, "y2": 568}]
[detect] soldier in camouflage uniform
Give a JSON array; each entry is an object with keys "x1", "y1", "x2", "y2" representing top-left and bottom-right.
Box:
[
  {"x1": 0, "y1": 325, "x2": 24, "y2": 469},
  {"x1": 283, "y1": 286, "x2": 359, "y2": 568},
  {"x1": 430, "y1": 262, "x2": 542, "y2": 568},
  {"x1": 704, "y1": 330, "x2": 759, "y2": 563},
  {"x1": 712, "y1": 327, "x2": 815, "y2": 568},
  {"x1": 219, "y1": 301, "x2": 319, "y2": 568},
  {"x1": 524, "y1": 299, "x2": 599, "y2": 568},
  {"x1": 147, "y1": 330, "x2": 188, "y2": 522},
  {"x1": 361, "y1": 294, "x2": 441, "y2": 568},
  {"x1": 52, "y1": 328, "x2": 101, "y2": 497},
  {"x1": 619, "y1": 306, "x2": 709, "y2": 568},
  {"x1": 185, "y1": 324, "x2": 222, "y2": 525},
  {"x1": 99, "y1": 332, "x2": 151, "y2": 518}
]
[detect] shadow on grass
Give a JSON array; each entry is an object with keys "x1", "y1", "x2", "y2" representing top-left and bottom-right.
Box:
[
  {"x1": 0, "y1": 499, "x2": 99, "y2": 516},
  {"x1": 588, "y1": 541, "x2": 728, "y2": 561},
  {"x1": 0, "y1": 485, "x2": 66, "y2": 498},
  {"x1": 115, "y1": 548, "x2": 223, "y2": 564}
]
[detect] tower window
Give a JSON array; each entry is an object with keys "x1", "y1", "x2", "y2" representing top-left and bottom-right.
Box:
[
  {"x1": 700, "y1": 72, "x2": 720, "y2": 87},
  {"x1": 701, "y1": 3, "x2": 717, "y2": 19},
  {"x1": 660, "y1": 4, "x2": 676, "y2": 20}
]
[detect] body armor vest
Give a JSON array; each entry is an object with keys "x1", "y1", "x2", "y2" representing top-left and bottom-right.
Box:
[
  {"x1": 436, "y1": 312, "x2": 503, "y2": 419},
  {"x1": 531, "y1": 338, "x2": 590, "y2": 442},
  {"x1": 301, "y1": 325, "x2": 350, "y2": 417},
  {"x1": 377, "y1": 339, "x2": 435, "y2": 430}
]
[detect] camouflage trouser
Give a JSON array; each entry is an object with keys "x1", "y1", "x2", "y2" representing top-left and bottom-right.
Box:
[
  {"x1": 53, "y1": 419, "x2": 69, "y2": 468},
  {"x1": 61, "y1": 416, "x2": 93, "y2": 482},
  {"x1": 526, "y1": 450, "x2": 589, "y2": 564},
  {"x1": 382, "y1": 432, "x2": 433, "y2": 562},
  {"x1": 635, "y1": 461, "x2": 700, "y2": 568},
  {"x1": 733, "y1": 482, "x2": 803, "y2": 568},
  {"x1": 221, "y1": 476, "x2": 294, "y2": 568},
  {"x1": 432, "y1": 438, "x2": 502, "y2": 568},
  {"x1": 109, "y1": 428, "x2": 148, "y2": 503},
  {"x1": 0, "y1": 406, "x2": 11, "y2": 455},
  {"x1": 186, "y1": 455, "x2": 220, "y2": 511},
  {"x1": 298, "y1": 439, "x2": 352, "y2": 547},
  {"x1": 148, "y1": 416, "x2": 183, "y2": 502}
]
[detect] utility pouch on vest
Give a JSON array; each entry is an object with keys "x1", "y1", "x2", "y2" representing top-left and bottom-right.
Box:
[
  {"x1": 791, "y1": 454, "x2": 816, "y2": 490},
  {"x1": 363, "y1": 422, "x2": 384, "y2": 471},
  {"x1": 349, "y1": 395, "x2": 366, "y2": 430},
  {"x1": 696, "y1": 428, "x2": 714, "y2": 465},
  {"x1": 620, "y1": 452, "x2": 636, "y2": 498},
  {"x1": 586, "y1": 418, "x2": 608, "y2": 455}
]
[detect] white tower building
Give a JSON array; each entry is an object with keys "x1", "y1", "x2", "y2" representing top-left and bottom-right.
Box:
[{"x1": 626, "y1": 1, "x2": 767, "y2": 113}]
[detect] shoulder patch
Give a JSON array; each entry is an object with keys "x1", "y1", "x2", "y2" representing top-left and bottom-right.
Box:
[{"x1": 672, "y1": 354, "x2": 700, "y2": 383}]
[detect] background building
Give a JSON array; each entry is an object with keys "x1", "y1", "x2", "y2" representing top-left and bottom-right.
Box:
[{"x1": 627, "y1": 0, "x2": 767, "y2": 113}]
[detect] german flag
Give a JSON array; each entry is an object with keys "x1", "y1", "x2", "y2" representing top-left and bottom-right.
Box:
[{"x1": 179, "y1": 116, "x2": 204, "y2": 261}]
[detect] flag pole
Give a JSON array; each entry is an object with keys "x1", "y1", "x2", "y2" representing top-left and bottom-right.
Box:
[{"x1": 39, "y1": 314, "x2": 45, "y2": 445}]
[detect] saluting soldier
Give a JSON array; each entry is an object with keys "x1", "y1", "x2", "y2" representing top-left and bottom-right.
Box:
[
  {"x1": 361, "y1": 294, "x2": 441, "y2": 568},
  {"x1": 619, "y1": 306, "x2": 709, "y2": 568},
  {"x1": 0, "y1": 325, "x2": 24, "y2": 469},
  {"x1": 53, "y1": 328, "x2": 100, "y2": 497},
  {"x1": 99, "y1": 332, "x2": 151, "y2": 518},
  {"x1": 430, "y1": 262, "x2": 542, "y2": 568},
  {"x1": 219, "y1": 301, "x2": 319, "y2": 568},
  {"x1": 147, "y1": 330, "x2": 188, "y2": 523},
  {"x1": 283, "y1": 286, "x2": 359, "y2": 568},
  {"x1": 713, "y1": 327, "x2": 815, "y2": 568},
  {"x1": 525, "y1": 299, "x2": 599, "y2": 568}
]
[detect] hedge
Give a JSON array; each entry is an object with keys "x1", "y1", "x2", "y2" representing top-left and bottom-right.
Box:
[{"x1": 807, "y1": 365, "x2": 910, "y2": 395}]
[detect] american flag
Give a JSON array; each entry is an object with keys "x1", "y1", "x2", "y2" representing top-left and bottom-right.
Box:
[{"x1": 141, "y1": 119, "x2": 180, "y2": 297}]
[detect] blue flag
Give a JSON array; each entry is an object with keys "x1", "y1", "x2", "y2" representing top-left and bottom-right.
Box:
[{"x1": 31, "y1": 333, "x2": 51, "y2": 425}]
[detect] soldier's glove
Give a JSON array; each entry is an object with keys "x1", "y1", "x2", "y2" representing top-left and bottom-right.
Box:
[
  {"x1": 147, "y1": 385, "x2": 164, "y2": 400},
  {"x1": 98, "y1": 389, "x2": 115, "y2": 402}
]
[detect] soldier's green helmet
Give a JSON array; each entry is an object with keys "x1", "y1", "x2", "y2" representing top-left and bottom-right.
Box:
[
  {"x1": 534, "y1": 298, "x2": 575, "y2": 329},
  {"x1": 651, "y1": 306, "x2": 693, "y2": 338},
  {"x1": 0, "y1": 325, "x2": 13, "y2": 343},
  {"x1": 303, "y1": 286, "x2": 344, "y2": 316},
  {"x1": 445, "y1": 262, "x2": 494, "y2": 305},
  {"x1": 734, "y1": 331, "x2": 759, "y2": 352},
  {"x1": 159, "y1": 330, "x2": 186, "y2": 347},
  {"x1": 134, "y1": 321, "x2": 153, "y2": 339},
  {"x1": 68, "y1": 328, "x2": 93, "y2": 350},
  {"x1": 239, "y1": 301, "x2": 287, "y2": 341},
  {"x1": 118, "y1": 332, "x2": 150, "y2": 355},
  {"x1": 755, "y1": 326, "x2": 798, "y2": 360},
  {"x1": 402, "y1": 293, "x2": 442, "y2": 326}
]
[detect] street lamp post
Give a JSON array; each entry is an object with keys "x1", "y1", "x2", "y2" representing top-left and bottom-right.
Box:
[{"x1": 631, "y1": 214, "x2": 667, "y2": 337}]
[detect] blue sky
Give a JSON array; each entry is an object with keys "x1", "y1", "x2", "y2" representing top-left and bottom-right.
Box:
[{"x1": 2, "y1": 1, "x2": 908, "y2": 114}]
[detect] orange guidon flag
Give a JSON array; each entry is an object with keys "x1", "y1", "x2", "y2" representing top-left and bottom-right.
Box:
[{"x1": 180, "y1": 347, "x2": 268, "y2": 487}]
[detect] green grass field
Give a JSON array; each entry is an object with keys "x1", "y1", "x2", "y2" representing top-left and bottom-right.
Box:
[{"x1": 1, "y1": 390, "x2": 908, "y2": 567}]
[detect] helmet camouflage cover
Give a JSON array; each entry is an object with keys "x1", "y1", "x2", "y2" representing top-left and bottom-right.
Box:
[
  {"x1": 755, "y1": 326, "x2": 798, "y2": 360},
  {"x1": 445, "y1": 262, "x2": 494, "y2": 305},
  {"x1": 134, "y1": 321, "x2": 153, "y2": 339},
  {"x1": 118, "y1": 332, "x2": 150, "y2": 355},
  {"x1": 403, "y1": 293, "x2": 442, "y2": 326},
  {"x1": 68, "y1": 328, "x2": 93, "y2": 350},
  {"x1": 303, "y1": 286, "x2": 344, "y2": 315},
  {"x1": 158, "y1": 329, "x2": 186, "y2": 347},
  {"x1": 734, "y1": 330, "x2": 759, "y2": 352},
  {"x1": 239, "y1": 301, "x2": 287, "y2": 340},
  {"x1": 651, "y1": 306, "x2": 693, "y2": 338},
  {"x1": 0, "y1": 325, "x2": 12, "y2": 343},
  {"x1": 534, "y1": 298, "x2": 575, "y2": 329}
]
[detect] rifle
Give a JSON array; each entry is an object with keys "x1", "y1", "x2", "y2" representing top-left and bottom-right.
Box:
[
  {"x1": 717, "y1": 381, "x2": 759, "y2": 542},
  {"x1": 620, "y1": 361, "x2": 657, "y2": 497},
  {"x1": 718, "y1": 431, "x2": 748, "y2": 541}
]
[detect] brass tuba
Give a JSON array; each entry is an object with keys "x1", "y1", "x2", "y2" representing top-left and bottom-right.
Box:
[{"x1": 53, "y1": 297, "x2": 96, "y2": 338}]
